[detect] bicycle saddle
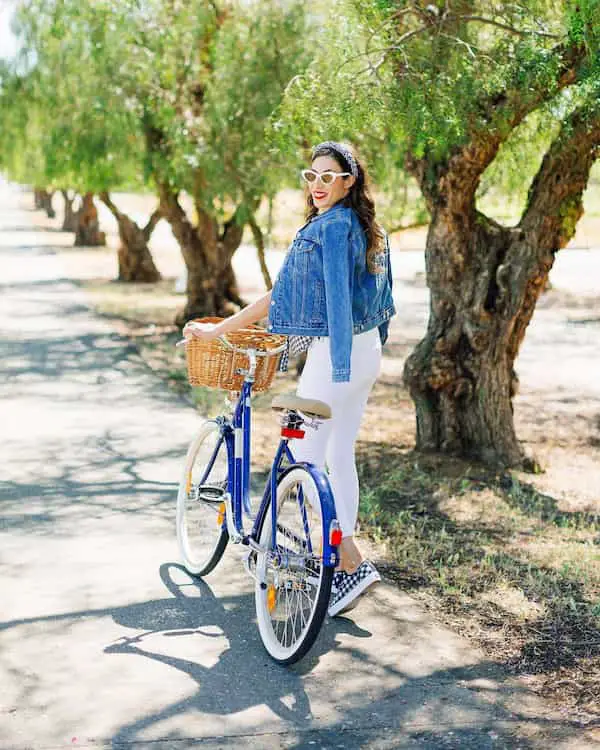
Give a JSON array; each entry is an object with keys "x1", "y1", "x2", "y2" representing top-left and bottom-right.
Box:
[{"x1": 271, "y1": 393, "x2": 332, "y2": 420}]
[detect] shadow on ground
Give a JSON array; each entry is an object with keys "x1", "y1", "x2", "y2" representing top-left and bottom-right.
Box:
[
  {"x1": 355, "y1": 442, "x2": 600, "y2": 718},
  {"x1": 1, "y1": 563, "x2": 589, "y2": 749}
]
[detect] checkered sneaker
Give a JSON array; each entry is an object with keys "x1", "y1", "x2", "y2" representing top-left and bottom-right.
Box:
[
  {"x1": 332, "y1": 570, "x2": 347, "y2": 593},
  {"x1": 278, "y1": 335, "x2": 313, "y2": 372},
  {"x1": 328, "y1": 561, "x2": 381, "y2": 617}
]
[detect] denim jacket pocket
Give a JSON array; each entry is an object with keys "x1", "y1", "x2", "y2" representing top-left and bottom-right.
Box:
[
  {"x1": 293, "y1": 238, "x2": 316, "y2": 253},
  {"x1": 291, "y1": 237, "x2": 318, "y2": 324}
]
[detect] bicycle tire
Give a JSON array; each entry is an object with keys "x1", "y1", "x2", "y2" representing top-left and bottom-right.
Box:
[
  {"x1": 176, "y1": 420, "x2": 229, "y2": 576},
  {"x1": 255, "y1": 466, "x2": 334, "y2": 665}
]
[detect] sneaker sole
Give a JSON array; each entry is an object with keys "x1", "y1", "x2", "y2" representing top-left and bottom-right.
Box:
[
  {"x1": 328, "y1": 572, "x2": 381, "y2": 617},
  {"x1": 337, "y1": 577, "x2": 381, "y2": 615},
  {"x1": 336, "y1": 582, "x2": 376, "y2": 615}
]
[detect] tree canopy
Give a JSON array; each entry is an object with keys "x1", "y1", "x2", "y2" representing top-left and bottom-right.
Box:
[
  {"x1": 2, "y1": 0, "x2": 600, "y2": 466},
  {"x1": 274, "y1": 0, "x2": 600, "y2": 467},
  {"x1": 275, "y1": 0, "x2": 600, "y2": 212}
]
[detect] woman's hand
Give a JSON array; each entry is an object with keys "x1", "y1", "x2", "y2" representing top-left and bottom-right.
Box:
[{"x1": 182, "y1": 320, "x2": 222, "y2": 341}]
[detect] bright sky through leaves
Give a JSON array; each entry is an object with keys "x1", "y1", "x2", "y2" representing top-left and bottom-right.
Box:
[{"x1": 0, "y1": 1, "x2": 18, "y2": 60}]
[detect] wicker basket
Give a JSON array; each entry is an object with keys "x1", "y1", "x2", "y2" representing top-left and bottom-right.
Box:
[{"x1": 184, "y1": 317, "x2": 287, "y2": 392}]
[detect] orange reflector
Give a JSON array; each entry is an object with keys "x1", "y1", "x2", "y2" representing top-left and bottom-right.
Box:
[
  {"x1": 267, "y1": 584, "x2": 277, "y2": 612},
  {"x1": 217, "y1": 502, "x2": 226, "y2": 526},
  {"x1": 185, "y1": 473, "x2": 192, "y2": 495}
]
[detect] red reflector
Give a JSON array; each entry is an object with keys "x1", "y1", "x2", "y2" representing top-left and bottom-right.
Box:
[
  {"x1": 281, "y1": 427, "x2": 305, "y2": 439},
  {"x1": 330, "y1": 528, "x2": 343, "y2": 546}
]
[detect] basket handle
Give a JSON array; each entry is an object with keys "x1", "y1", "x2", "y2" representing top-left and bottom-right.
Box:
[{"x1": 176, "y1": 334, "x2": 286, "y2": 357}]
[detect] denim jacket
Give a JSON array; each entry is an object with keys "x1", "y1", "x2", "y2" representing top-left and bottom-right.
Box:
[{"x1": 268, "y1": 202, "x2": 396, "y2": 382}]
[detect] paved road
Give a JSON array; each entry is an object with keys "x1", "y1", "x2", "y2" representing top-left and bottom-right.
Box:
[{"x1": 0, "y1": 182, "x2": 596, "y2": 749}]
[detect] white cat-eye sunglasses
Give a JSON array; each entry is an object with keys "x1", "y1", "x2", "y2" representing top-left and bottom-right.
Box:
[{"x1": 301, "y1": 169, "x2": 352, "y2": 185}]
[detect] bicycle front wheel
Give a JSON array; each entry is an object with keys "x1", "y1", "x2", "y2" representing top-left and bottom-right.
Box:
[
  {"x1": 255, "y1": 466, "x2": 333, "y2": 665},
  {"x1": 177, "y1": 420, "x2": 229, "y2": 576}
]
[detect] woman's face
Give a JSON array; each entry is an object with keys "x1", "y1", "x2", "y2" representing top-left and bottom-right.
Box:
[{"x1": 309, "y1": 155, "x2": 355, "y2": 214}]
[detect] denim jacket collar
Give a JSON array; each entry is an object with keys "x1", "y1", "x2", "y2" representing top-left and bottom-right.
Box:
[{"x1": 298, "y1": 201, "x2": 348, "y2": 232}]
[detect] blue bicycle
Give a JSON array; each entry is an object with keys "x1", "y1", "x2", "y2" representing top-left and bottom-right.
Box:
[{"x1": 176, "y1": 333, "x2": 342, "y2": 665}]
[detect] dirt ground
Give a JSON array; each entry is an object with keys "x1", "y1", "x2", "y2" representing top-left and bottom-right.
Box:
[
  {"x1": 79, "y1": 188, "x2": 600, "y2": 510},
  {"x1": 26, "y1": 187, "x2": 600, "y2": 723}
]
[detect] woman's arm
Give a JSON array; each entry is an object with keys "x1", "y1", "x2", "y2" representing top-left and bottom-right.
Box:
[
  {"x1": 183, "y1": 290, "x2": 272, "y2": 340},
  {"x1": 320, "y1": 218, "x2": 353, "y2": 382}
]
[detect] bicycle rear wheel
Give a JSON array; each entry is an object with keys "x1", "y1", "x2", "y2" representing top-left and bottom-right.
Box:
[
  {"x1": 177, "y1": 420, "x2": 229, "y2": 576},
  {"x1": 255, "y1": 466, "x2": 333, "y2": 665}
]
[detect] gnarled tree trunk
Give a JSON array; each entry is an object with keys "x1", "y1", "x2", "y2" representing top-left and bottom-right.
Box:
[
  {"x1": 404, "y1": 106, "x2": 600, "y2": 469},
  {"x1": 99, "y1": 192, "x2": 161, "y2": 282},
  {"x1": 34, "y1": 188, "x2": 55, "y2": 218},
  {"x1": 248, "y1": 214, "x2": 273, "y2": 290},
  {"x1": 404, "y1": 212, "x2": 531, "y2": 468},
  {"x1": 158, "y1": 185, "x2": 245, "y2": 326},
  {"x1": 33, "y1": 188, "x2": 45, "y2": 210},
  {"x1": 61, "y1": 190, "x2": 78, "y2": 232},
  {"x1": 74, "y1": 192, "x2": 106, "y2": 247}
]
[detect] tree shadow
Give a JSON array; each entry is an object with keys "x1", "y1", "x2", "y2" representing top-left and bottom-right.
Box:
[
  {"x1": 497, "y1": 473, "x2": 599, "y2": 528},
  {"x1": 0, "y1": 429, "x2": 190, "y2": 537},
  {"x1": 2, "y1": 323, "x2": 181, "y2": 388},
  {"x1": 0, "y1": 276, "x2": 87, "y2": 291},
  {"x1": 101, "y1": 564, "x2": 590, "y2": 749},
  {"x1": 354, "y1": 442, "x2": 600, "y2": 696},
  {"x1": 0, "y1": 224, "x2": 67, "y2": 232},
  {"x1": 0, "y1": 560, "x2": 595, "y2": 748}
]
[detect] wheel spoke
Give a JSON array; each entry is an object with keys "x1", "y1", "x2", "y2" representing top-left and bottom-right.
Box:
[
  {"x1": 177, "y1": 423, "x2": 229, "y2": 576},
  {"x1": 256, "y1": 469, "x2": 333, "y2": 663}
]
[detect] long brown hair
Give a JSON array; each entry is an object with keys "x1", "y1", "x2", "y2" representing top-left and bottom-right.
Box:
[{"x1": 305, "y1": 142, "x2": 386, "y2": 273}]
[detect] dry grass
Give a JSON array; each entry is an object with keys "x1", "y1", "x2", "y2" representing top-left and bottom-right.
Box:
[{"x1": 355, "y1": 450, "x2": 600, "y2": 716}]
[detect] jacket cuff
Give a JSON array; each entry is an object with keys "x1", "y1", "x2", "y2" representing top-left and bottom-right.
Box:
[{"x1": 332, "y1": 368, "x2": 350, "y2": 383}]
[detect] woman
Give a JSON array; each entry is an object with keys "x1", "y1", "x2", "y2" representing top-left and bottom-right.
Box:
[{"x1": 184, "y1": 141, "x2": 396, "y2": 616}]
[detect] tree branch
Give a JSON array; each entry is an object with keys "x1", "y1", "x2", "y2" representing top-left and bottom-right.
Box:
[
  {"x1": 520, "y1": 104, "x2": 600, "y2": 251},
  {"x1": 408, "y1": 41, "x2": 588, "y2": 212},
  {"x1": 98, "y1": 191, "x2": 121, "y2": 220},
  {"x1": 194, "y1": 199, "x2": 219, "y2": 246},
  {"x1": 347, "y1": 4, "x2": 561, "y2": 81},
  {"x1": 143, "y1": 207, "x2": 162, "y2": 241},
  {"x1": 157, "y1": 182, "x2": 202, "y2": 268},
  {"x1": 451, "y1": 14, "x2": 561, "y2": 40},
  {"x1": 248, "y1": 213, "x2": 272, "y2": 290},
  {"x1": 484, "y1": 42, "x2": 586, "y2": 126},
  {"x1": 221, "y1": 205, "x2": 246, "y2": 259}
]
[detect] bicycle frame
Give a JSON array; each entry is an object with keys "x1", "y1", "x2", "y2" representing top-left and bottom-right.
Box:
[{"x1": 205, "y1": 376, "x2": 339, "y2": 569}]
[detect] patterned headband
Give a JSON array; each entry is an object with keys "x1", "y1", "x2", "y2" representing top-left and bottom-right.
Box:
[{"x1": 312, "y1": 141, "x2": 359, "y2": 178}]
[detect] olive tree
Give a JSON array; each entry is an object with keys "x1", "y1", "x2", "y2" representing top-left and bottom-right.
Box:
[
  {"x1": 4, "y1": 1, "x2": 163, "y2": 276},
  {"x1": 127, "y1": 0, "x2": 313, "y2": 322},
  {"x1": 0, "y1": 63, "x2": 56, "y2": 217},
  {"x1": 279, "y1": 0, "x2": 600, "y2": 468}
]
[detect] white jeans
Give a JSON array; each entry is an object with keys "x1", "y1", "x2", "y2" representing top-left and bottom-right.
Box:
[{"x1": 291, "y1": 328, "x2": 381, "y2": 537}]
